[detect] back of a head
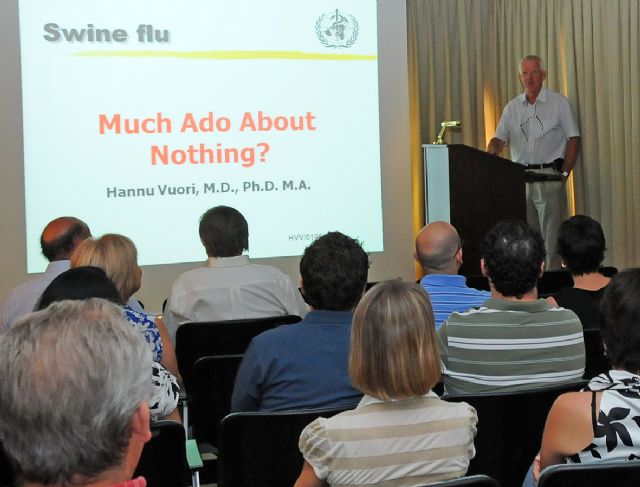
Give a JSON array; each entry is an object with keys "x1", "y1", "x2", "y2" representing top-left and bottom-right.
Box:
[
  {"x1": 414, "y1": 221, "x2": 461, "y2": 274},
  {"x1": 300, "y1": 232, "x2": 369, "y2": 311},
  {"x1": 557, "y1": 215, "x2": 606, "y2": 275},
  {"x1": 480, "y1": 219, "x2": 545, "y2": 298},
  {"x1": 0, "y1": 299, "x2": 152, "y2": 485},
  {"x1": 600, "y1": 269, "x2": 640, "y2": 373},
  {"x1": 40, "y1": 216, "x2": 91, "y2": 262},
  {"x1": 199, "y1": 205, "x2": 248, "y2": 258},
  {"x1": 349, "y1": 280, "x2": 440, "y2": 400},
  {"x1": 36, "y1": 266, "x2": 121, "y2": 311},
  {"x1": 70, "y1": 234, "x2": 139, "y2": 303}
]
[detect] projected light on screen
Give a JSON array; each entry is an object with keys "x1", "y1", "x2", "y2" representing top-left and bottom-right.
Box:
[{"x1": 18, "y1": 0, "x2": 383, "y2": 272}]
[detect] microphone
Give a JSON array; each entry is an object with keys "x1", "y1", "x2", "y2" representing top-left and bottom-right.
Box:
[
  {"x1": 433, "y1": 120, "x2": 462, "y2": 144},
  {"x1": 441, "y1": 120, "x2": 461, "y2": 128}
]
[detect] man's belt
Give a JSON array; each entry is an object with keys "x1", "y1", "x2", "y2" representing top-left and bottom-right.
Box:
[
  {"x1": 524, "y1": 171, "x2": 562, "y2": 182},
  {"x1": 524, "y1": 158, "x2": 564, "y2": 182},
  {"x1": 526, "y1": 162, "x2": 556, "y2": 170}
]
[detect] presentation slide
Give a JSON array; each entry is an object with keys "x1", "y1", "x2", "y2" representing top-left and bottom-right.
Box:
[{"x1": 18, "y1": 0, "x2": 383, "y2": 272}]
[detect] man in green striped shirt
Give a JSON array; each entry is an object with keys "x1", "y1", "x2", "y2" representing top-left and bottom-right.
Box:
[{"x1": 437, "y1": 220, "x2": 585, "y2": 394}]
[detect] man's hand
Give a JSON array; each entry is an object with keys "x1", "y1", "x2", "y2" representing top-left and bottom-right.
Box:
[
  {"x1": 560, "y1": 136, "x2": 581, "y2": 186},
  {"x1": 487, "y1": 137, "x2": 506, "y2": 155}
]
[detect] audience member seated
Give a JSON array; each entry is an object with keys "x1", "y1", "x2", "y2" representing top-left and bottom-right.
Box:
[
  {"x1": 163, "y1": 205, "x2": 309, "y2": 341},
  {"x1": 35, "y1": 266, "x2": 180, "y2": 420},
  {"x1": 415, "y1": 221, "x2": 490, "y2": 329},
  {"x1": 0, "y1": 216, "x2": 91, "y2": 328},
  {"x1": 295, "y1": 280, "x2": 478, "y2": 487},
  {"x1": 547, "y1": 215, "x2": 611, "y2": 330},
  {"x1": 438, "y1": 219, "x2": 585, "y2": 394},
  {"x1": 525, "y1": 268, "x2": 640, "y2": 486},
  {"x1": 71, "y1": 234, "x2": 180, "y2": 379},
  {"x1": 231, "y1": 232, "x2": 368, "y2": 412},
  {"x1": 0, "y1": 299, "x2": 153, "y2": 487}
]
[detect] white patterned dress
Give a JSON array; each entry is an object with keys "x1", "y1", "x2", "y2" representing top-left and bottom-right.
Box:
[{"x1": 568, "y1": 370, "x2": 640, "y2": 463}]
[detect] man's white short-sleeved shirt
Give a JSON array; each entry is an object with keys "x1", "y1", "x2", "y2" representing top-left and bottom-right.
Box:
[{"x1": 494, "y1": 88, "x2": 580, "y2": 165}]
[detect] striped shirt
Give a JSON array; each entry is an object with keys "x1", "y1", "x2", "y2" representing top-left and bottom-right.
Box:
[
  {"x1": 438, "y1": 298, "x2": 585, "y2": 394},
  {"x1": 299, "y1": 393, "x2": 477, "y2": 487},
  {"x1": 420, "y1": 275, "x2": 490, "y2": 330}
]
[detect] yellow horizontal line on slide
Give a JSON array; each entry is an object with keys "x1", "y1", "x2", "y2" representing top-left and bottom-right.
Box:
[{"x1": 74, "y1": 50, "x2": 377, "y2": 61}]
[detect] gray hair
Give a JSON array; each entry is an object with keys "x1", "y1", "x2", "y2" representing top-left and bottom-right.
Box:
[
  {"x1": 0, "y1": 299, "x2": 152, "y2": 484},
  {"x1": 519, "y1": 54, "x2": 545, "y2": 72}
]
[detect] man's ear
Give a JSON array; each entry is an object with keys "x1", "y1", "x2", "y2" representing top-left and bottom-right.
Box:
[
  {"x1": 480, "y1": 258, "x2": 488, "y2": 277},
  {"x1": 539, "y1": 260, "x2": 545, "y2": 278},
  {"x1": 131, "y1": 402, "x2": 152, "y2": 444},
  {"x1": 455, "y1": 248, "x2": 464, "y2": 266}
]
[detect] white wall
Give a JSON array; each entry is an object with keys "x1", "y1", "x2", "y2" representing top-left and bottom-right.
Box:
[{"x1": 0, "y1": 0, "x2": 415, "y2": 314}]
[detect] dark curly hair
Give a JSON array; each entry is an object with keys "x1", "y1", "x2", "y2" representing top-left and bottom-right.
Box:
[
  {"x1": 199, "y1": 206, "x2": 249, "y2": 257},
  {"x1": 480, "y1": 220, "x2": 545, "y2": 298},
  {"x1": 600, "y1": 269, "x2": 640, "y2": 372},
  {"x1": 557, "y1": 215, "x2": 606, "y2": 275},
  {"x1": 300, "y1": 232, "x2": 369, "y2": 311}
]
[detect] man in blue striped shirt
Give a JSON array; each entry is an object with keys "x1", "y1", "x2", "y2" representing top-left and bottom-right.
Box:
[{"x1": 415, "y1": 221, "x2": 490, "y2": 330}]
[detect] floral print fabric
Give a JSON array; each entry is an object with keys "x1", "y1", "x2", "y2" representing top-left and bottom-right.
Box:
[
  {"x1": 123, "y1": 305, "x2": 163, "y2": 362},
  {"x1": 569, "y1": 370, "x2": 640, "y2": 463}
]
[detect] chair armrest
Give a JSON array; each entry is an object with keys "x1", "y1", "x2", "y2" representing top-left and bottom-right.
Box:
[{"x1": 186, "y1": 439, "x2": 203, "y2": 469}]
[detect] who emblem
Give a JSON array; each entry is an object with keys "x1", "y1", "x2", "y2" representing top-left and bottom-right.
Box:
[{"x1": 315, "y1": 9, "x2": 359, "y2": 48}]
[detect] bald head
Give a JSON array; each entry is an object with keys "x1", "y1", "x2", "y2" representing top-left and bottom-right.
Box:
[
  {"x1": 415, "y1": 221, "x2": 462, "y2": 274},
  {"x1": 41, "y1": 217, "x2": 91, "y2": 262}
]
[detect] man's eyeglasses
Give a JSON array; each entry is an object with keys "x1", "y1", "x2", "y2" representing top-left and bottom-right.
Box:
[{"x1": 520, "y1": 104, "x2": 544, "y2": 141}]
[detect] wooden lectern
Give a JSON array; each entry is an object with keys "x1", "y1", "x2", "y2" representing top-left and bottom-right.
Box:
[{"x1": 422, "y1": 144, "x2": 526, "y2": 276}]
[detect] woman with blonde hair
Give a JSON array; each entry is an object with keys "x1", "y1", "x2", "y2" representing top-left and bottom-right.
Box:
[
  {"x1": 71, "y1": 234, "x2": 179, "y2": 379},
  {"x1": 295, "y1": 280, "x2": 477, "y2": 487}
]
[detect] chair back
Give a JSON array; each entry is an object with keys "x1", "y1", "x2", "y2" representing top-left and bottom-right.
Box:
[
  {"x1": 191, "y1": 354, "x2": 243, "y2": 446},
  {"x1": 176, "y1": 315, "x2": 301, "y2": 392},
  {"x1": 583, "y1": 328, "x2": 610, "y2": 380},
  {"x1": 218, "y1": 406, "x2": 354, "y2": 487},
  {"x1": 443, "y1": 381, "x2": 587, "y2": 487},
  {"x1": 133, "y1": 420, "x2": 190, "y2": 487},
  {"x1": 427, "y1": 474, "x2": 501, "y2": 487},
  {"x1": 537, "y1": 460, "x2": 640, "y2": 487}
]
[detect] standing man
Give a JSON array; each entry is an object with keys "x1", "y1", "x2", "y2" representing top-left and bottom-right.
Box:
[{"x1": 487, "y1": 55, "x2": 580, "y2": 269}]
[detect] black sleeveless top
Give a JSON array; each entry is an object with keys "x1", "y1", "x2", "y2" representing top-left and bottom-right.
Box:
[{"x1": 553, "y1": 286, "x2": 607, "y2": 330}]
